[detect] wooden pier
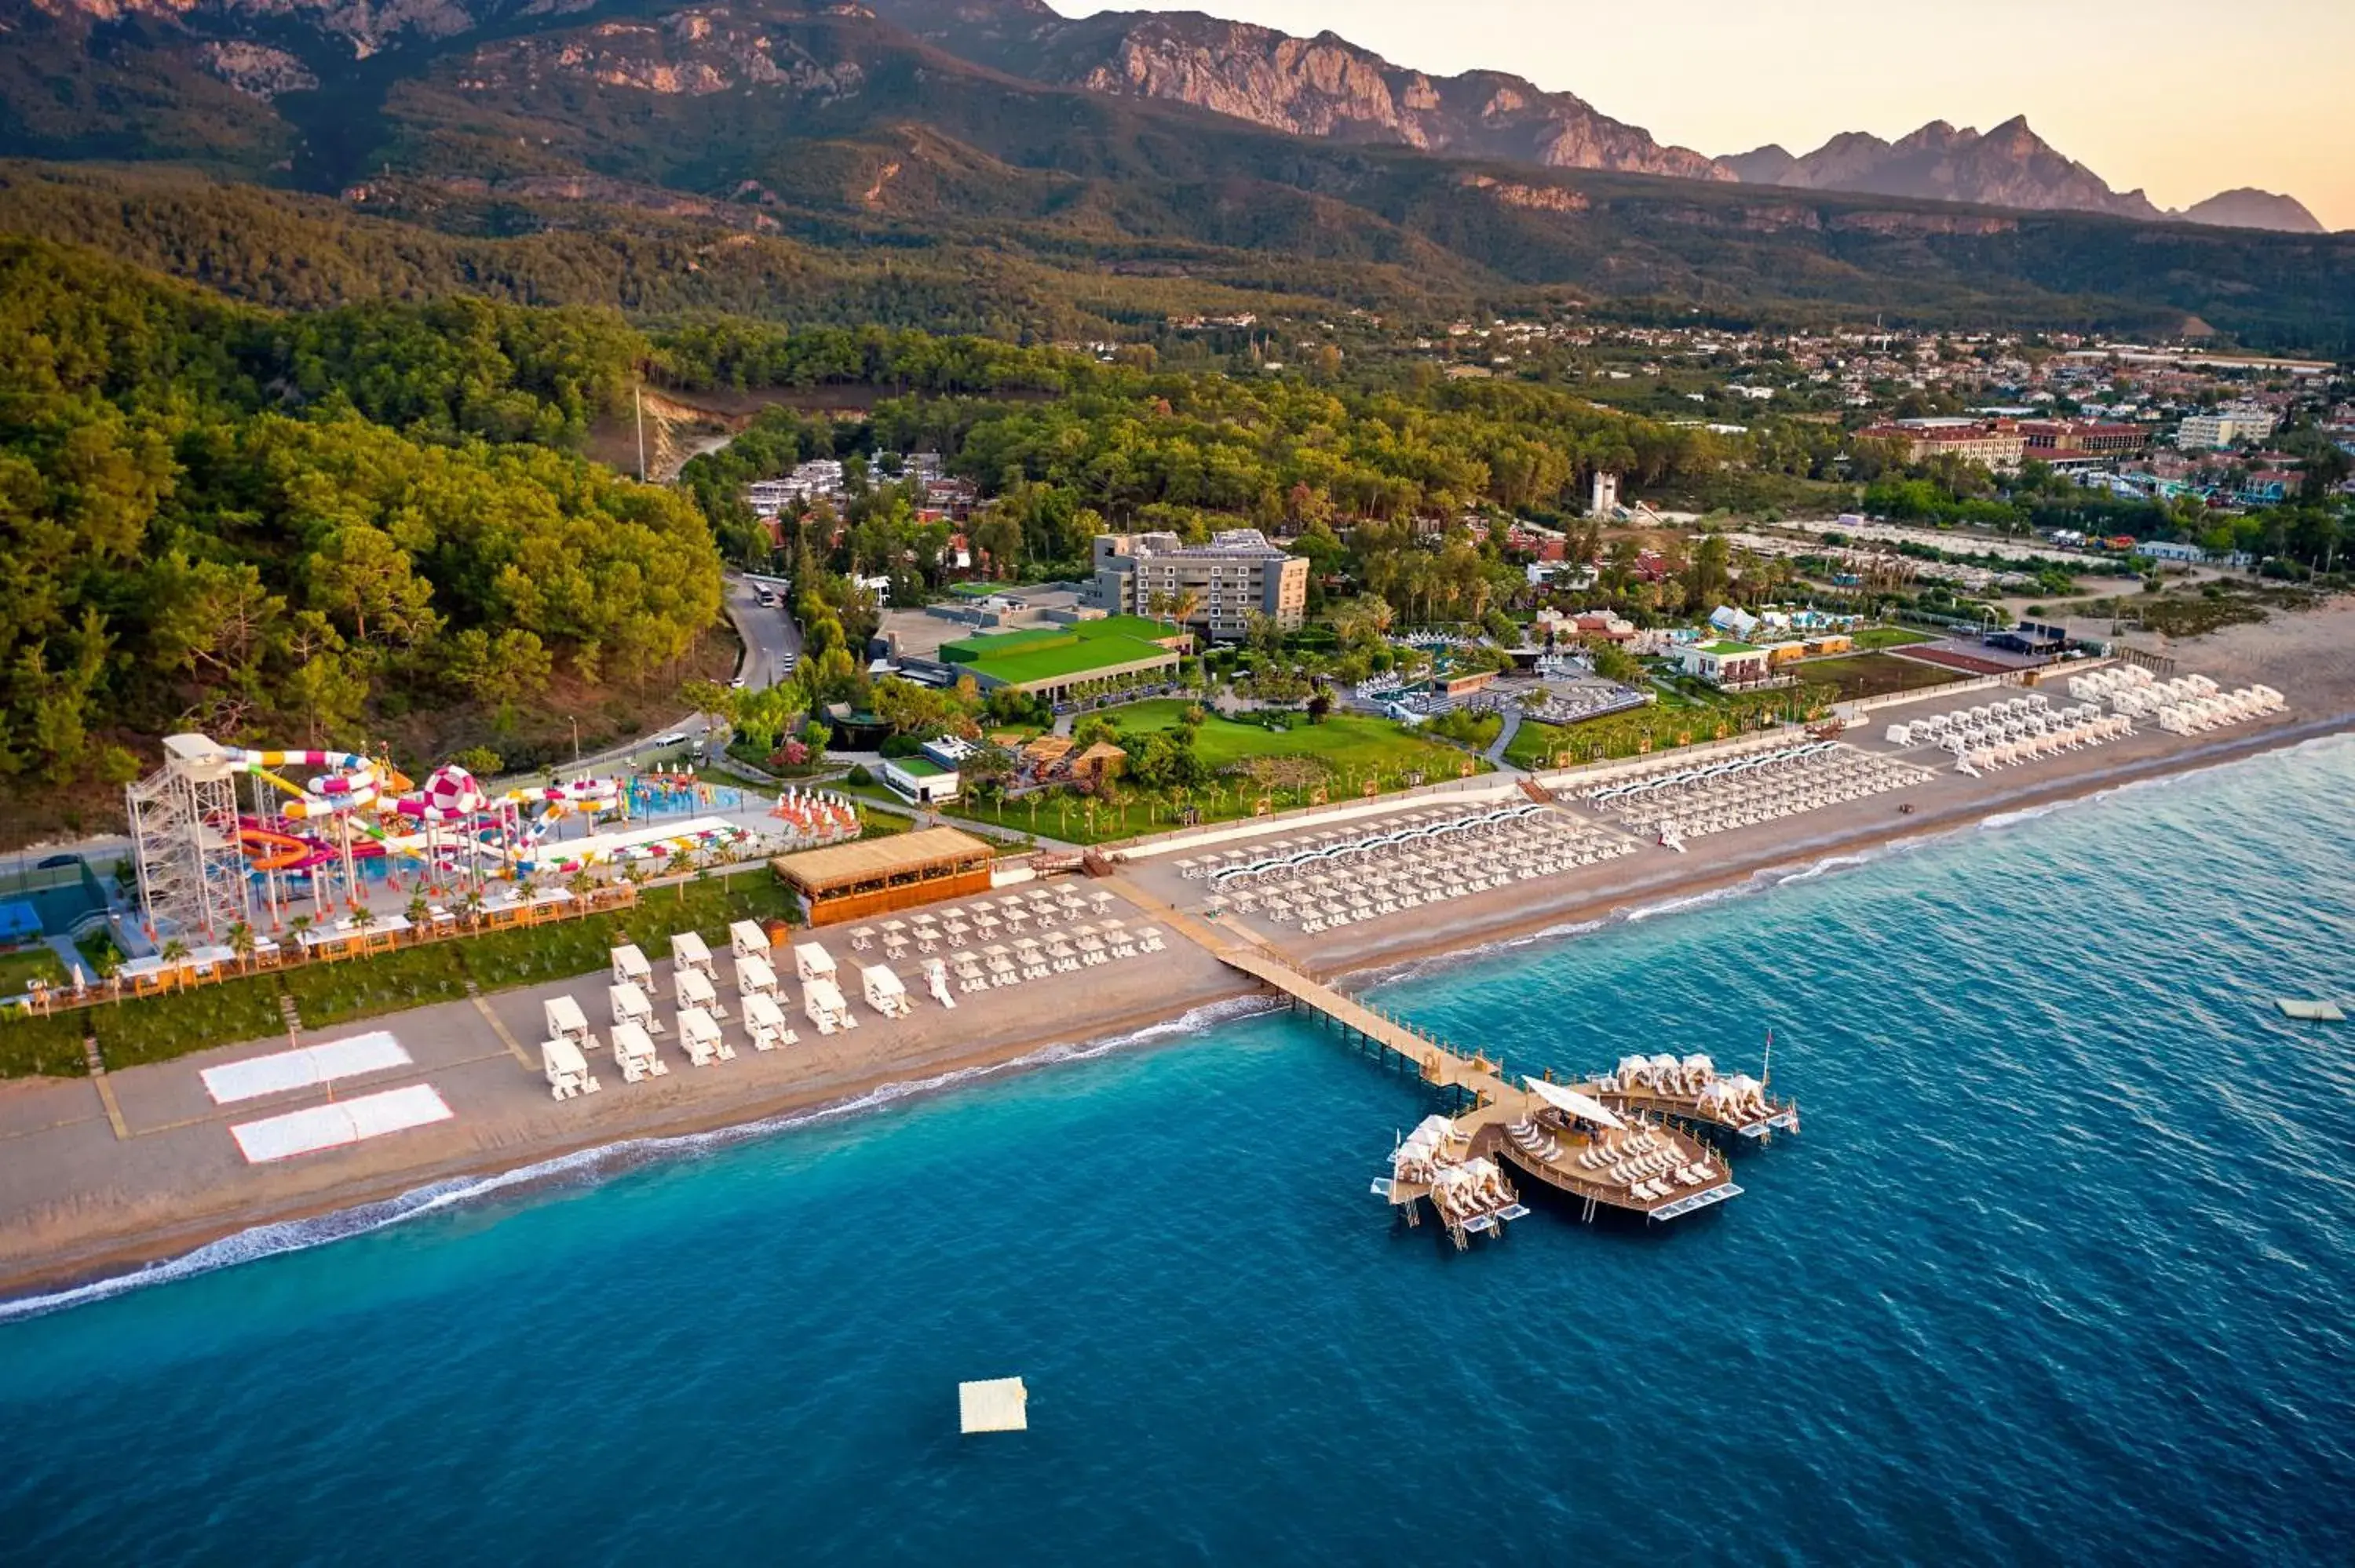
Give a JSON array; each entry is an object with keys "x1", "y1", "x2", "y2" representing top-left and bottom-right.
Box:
[{"x1": 1209, "y1": 946, "x2": 1743, "y2": 1230}]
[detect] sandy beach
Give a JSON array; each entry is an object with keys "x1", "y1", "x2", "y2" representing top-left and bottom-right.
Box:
[{"x1": 4, "y1": 601, "x2": 2351, "y2": 1303}]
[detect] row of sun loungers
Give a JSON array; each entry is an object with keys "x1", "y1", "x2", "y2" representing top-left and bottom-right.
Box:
[
  {"x1": 1596, "y1": 744, "x2": 1929, "y2": 842},
  {"x1": 939, "y1": 920, "x2": 1166, "y2": 994},
  {"x1": 1203, "y1": 807, "x2": 1634, "y2": 932},
  {"x1": 1886, "y1": 695, "x2": 2052, "y2": 751},
  {"x1": 1949, "y1": 710, "x2": 2134, "y2": 775},
  {"x1": 845, "y1": 886, "x2": 1116, "y2": 961}
]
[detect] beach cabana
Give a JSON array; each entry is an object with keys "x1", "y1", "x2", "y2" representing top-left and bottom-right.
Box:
[
  {"x1": 793, "y1": 942, "x2": 838, "y2": 986},
  {"x1": 736, "y1": 953, "x2": 779, "y2": 1001},
  {"x1": 676, "y1": 966, "x2": 726, "y2": 1019},
  {"x1": 542, "y1": 1037, "x2": 599, "y2": 1100},
  {"x1": 676, "y1": 1006, "x2": 732, "y2": 1067},
  {"x1": 609, "y1": 982, "x2": 660, "y2": 1034},
  {"x1": 743, "y1": 992, "x2": 798, "y2": 1052},
  {"x1": 728, "y1": 920, "x2": 772, "y2": 960},
  {"x1": 670, "y1": 931, "x2": 715, "y2": 981},
  {"x1": 804, "y1": 976, "x2": 856, "y2": 1037},
  {"x1": 544, "y1": 994, "x2": 593, "y2": 1050},
  {"x1": 610, "y1": 943, "x2": 655, "y2": 995},
  {"x1": 861, "y1": 965, "x2": 913, "y2": 1019},
  {"x1": 611, "y1": 1021, "x2": 666, "y2": 1083}
]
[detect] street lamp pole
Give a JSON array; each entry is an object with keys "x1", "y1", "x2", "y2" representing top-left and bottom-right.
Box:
[{"x1": 569, "y1": 715, "x2": 581, "y2": 765}]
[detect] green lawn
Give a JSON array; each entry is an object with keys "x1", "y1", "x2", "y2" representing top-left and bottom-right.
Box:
[
  {"x1": 1851, "y1": 626, "x2": 1937, "y2": 651},
  {"x1": 0, "y1": 946, "x2": 68, "y2": 996},
  {"x1": 1794, "y1": 653, "x2": 1965, "y2": 702},
  {"x1": 1505, "y1": 719, "x2": 1574, "y2": 771},
  {"x1": 947, "y1": 702, "x2": 1485, "y2": 844},
  {"x1": 1101, "y1": 701, "x2": 1477, "y2": 775},
  {"x1": 942, "y1": 615, "x2": 1184, "y2": 686}
]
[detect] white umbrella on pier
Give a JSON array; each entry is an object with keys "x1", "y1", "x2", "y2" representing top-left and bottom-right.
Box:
[{"x1": 1522, "y1": 1076, "x2": 1625, "y2": 1130}]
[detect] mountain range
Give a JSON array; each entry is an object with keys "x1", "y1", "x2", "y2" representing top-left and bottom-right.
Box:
[
  {"x1": 0, "y1": 0, "x2": 2348, "y2": 352},
  {"x1": 1722, "y1": 120, "x2": 2324, "y2": 233}
]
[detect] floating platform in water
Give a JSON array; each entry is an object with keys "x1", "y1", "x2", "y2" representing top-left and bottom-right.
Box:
[
  {"x1": 959, "y1": 1377, "x2": 1029, "y2": 1434},
  {"x1": 2275, "y1": 999, "x2": 2345, "y2": 1023}
]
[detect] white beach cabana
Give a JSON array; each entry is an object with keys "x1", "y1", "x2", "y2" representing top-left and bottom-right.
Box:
[
  {"x1": 611, "y1": 1020, "x2": 666, "y2": 1083},
  {"x1": 676, "y1": 1005, "x2": 732, "y2": 1066},
  {"x1": 736, "y1": 953, "x2": 780, "y2": 1001},
  {"x1": 609, "y1": 982, "x2": 659, "y2": 1034},
  {"x1": 742, "y1": 991, "x2": 798, "y2": 1052},
  {"x1": 670, "y1": 930, "x2": 715, "y2": 982},
  {"x1": 728, "y1": 919, "x2": 772, "y2": 960},
  {"x1": 804, "y1": 975, "x2": 856, "y2": 1036},
  {"x1": 676, "y1": 965, "x2": 727, "y2": 1019},
  {"x1": 793, "y1": 942, "x2": 838, "y2": 986},
  {"x1": 544, "y1": 994, "x2": 593, "y2": 1050},
  {"x1": 611, "y1": 943, "x2": 656, "y2": 996},
  {"x1": 541, "y1": 1036, "x2": 600, "y2": 1099},
  {"x1": 1523, "y1": 1075, "x2": 1626, "y2": 1130},
  {"x1": 861, "y1": 964, "x2": 913, "y2": 1019}
]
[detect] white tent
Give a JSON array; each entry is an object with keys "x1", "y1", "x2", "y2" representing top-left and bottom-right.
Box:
[
  {"x1": 670, "y1": 930, "x2": 714, "y2": 975},
  {"x1": 676, "y1": 968, "x2": 718, "y2": 1011},
  {"x1": 677, "y1": 1006, "x2": 730, "y2": 1066},
  {"x1": 1521, "y1": 1075, "x2": 1625, "y2": 1129},
  {"x1": 743, "y1": 992, "x2": 795, "y2": 1051},
  {"x1": 861, "y1": 964, "x2": 912, "y2": 1019},
  {"x1": 736, "y1": 954, "x2": 779, "y2": 999},
  {"x1": 611, "y1": 943, "x2": 654, "y2": 992},
  {"x1": 541, "y1": 1037, "x2": 597, "y2": 1099},
  {"x1": 728, "y1": 919, "x2": 772, "y2": 959},
  {"x1": 609, "y1": 983, "x2": 654, "y2": 1030},
  {"x1": 611, "y1": 1020, "x2": 665, "y2": 1082},
  {"x1": 544, "y1": 994, "x2": 591, "y2": 1044},
  {"x1": 793, "y1": 942, "x2": 838, "y2": 984}
]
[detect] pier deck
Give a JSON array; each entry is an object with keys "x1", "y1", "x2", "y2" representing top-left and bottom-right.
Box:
[{"x1": 1199, "y1": 940, "x2": 1740, "y2": 1225}]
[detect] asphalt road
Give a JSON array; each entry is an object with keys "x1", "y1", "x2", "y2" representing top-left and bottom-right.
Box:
[{"x1": 567, "y1": 574, "x2": 801, "y2": 774}]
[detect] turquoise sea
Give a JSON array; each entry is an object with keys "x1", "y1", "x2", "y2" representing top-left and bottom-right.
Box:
[{"x1": 3, "y1": 738, "x2": 2353, "y2": 1564}]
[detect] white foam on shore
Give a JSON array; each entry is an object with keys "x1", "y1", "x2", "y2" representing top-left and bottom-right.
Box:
[{"x1": 0, "y1": 994, "x2": 1283, "y2": 1322}]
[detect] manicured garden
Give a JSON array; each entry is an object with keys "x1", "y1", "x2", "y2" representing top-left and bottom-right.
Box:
[
  {"x1": 0, "y1": 874, "x2": 800, "y2": 1079},
  {"x1": 0, "y1": 946, "x2": 69, "y2": 995}
]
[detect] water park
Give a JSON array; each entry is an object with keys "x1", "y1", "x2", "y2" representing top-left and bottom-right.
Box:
[{"x1": 116, "y1": 734, "x2": 862, "y2": 957}]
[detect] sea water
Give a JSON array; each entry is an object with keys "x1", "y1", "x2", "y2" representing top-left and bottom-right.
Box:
[{"x1": 2, "y1": 738, "x2": 2352, "y2": 1564}]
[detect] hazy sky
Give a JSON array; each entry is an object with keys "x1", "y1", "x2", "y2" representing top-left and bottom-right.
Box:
[{"x1": 1075, "y1": 1, "x2": 2354, "y2": 228}]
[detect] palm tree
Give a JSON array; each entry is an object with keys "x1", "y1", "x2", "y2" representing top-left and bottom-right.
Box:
[
  {"x1": 1169, "y1": 587, "x2": 1203, "y2": 638},
  {"x1": 566, "y1": 869, "x2": 596, "y2": 916},
  {"x1": 457, "y1": 891, "x2": 486, "y2": 930},
  {"x1": 226, "y1": 921, "x2": 256, "y2": 974},
  {"x1": 406, "y1": 894, "x2": 431, "y2": 939}
]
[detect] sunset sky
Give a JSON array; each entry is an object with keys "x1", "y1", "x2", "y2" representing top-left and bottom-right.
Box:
[{"x1": 1086, "y1": 1, "x2": 2353, "y2": 229}]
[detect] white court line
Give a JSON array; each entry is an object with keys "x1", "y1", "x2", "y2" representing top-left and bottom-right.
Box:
[
  {"x1": 201, "y1": 1031, "x2": 411, "y2": 1104},
  {"x1": 230, "y1": 1085, "x2": 452, "y2": 1164}
]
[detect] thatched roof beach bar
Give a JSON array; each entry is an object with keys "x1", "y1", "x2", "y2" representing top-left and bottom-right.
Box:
[{"x1": 773, "y1": 828, "x2": 996, "y2": 927}]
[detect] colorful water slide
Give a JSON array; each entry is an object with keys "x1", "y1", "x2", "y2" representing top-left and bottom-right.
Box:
[{"x1": 237, "y1": 822, "x2": 334, "y2": 873}]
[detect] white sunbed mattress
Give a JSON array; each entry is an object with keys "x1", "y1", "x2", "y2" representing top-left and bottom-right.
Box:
[
  {"x1": 230, "y1": 1084, "x2": 452, "y2": 1164},
  {"x1": 200, "y1": 1031, "x2": 411, "y2": 1104}
]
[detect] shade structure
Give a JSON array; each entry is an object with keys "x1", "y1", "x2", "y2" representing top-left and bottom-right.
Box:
[{"x1": 1522, "y1": 1075, "x2": 1625, "y2": 1129}]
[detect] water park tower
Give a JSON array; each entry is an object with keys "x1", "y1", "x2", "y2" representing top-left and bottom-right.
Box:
[{"x1": 126, "y1": 734, "x2": 253, "y2": 939}]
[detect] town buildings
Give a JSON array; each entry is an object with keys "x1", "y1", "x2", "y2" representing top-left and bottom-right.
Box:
[
  {"x1": 2178, "y1": 404, "x2": 2281, "y2": 450},
  {"x1": 1859, "y1": 418, "x2": 2027, "y2": 470}
]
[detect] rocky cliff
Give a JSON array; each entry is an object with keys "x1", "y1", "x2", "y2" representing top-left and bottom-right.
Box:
[
  {"x1": 2175, "y1": 188, "x2": 2328, "y2": 235},
  {"x1": 872, "y1": 2, "x2": 1734, "y2": 181},
  {"x1": 1725, "y1": 117, "x2": 2163, "y2": 221}
]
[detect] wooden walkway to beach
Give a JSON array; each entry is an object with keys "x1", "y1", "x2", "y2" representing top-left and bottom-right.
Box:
[{"x1": 1211, "y1": 948, "x2": 1510, "y2": 1098}]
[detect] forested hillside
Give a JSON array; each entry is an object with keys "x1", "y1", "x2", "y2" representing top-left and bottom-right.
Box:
[{"x1": 0, "y1": 236, "x2": 724, "y2": 802}]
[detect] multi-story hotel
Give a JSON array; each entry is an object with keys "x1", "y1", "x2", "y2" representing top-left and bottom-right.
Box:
[{"x1": 1088, "y1": 530, "x2": 1310, "y2": 642}]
